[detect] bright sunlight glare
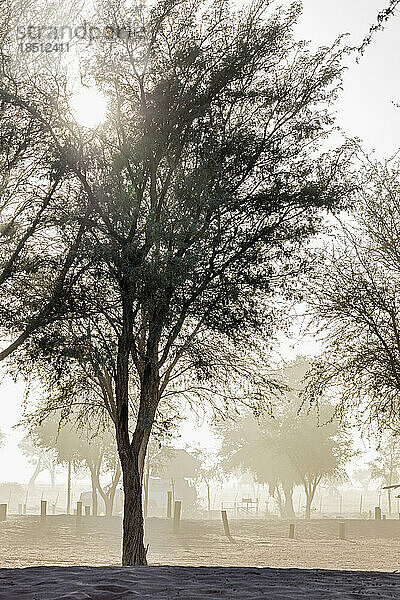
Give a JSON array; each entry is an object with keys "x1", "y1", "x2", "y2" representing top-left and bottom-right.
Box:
[{"x1": 70, "y1": 87, "x2": 108, "y2": 128}]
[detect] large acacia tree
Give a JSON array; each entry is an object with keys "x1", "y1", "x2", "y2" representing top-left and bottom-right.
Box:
[{"x1": 0, "y1": 0, "x2": 352, "y2": 564}]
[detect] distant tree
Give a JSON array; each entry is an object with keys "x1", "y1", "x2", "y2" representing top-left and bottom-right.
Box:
[
  {"x1": 189, "y1": 449, "x2": 223, "y2": 514},
  {"x1": 151, "y1": 448, "x2": 201, "y2": 481},
  {"x1": 18, "y1": 436, "x2": 58, "y2": 489},
  {"x1": 217, "y1": 359, "x2": 353, "y2": 519},
  {"x1": 28, "y1": 411, "x2": 121, "y2": 516},
  {"x1": 352, "y1": 468, "x2": 373, "y2": 495},
  {"x1": 217, "y1": 411, "x2": 297, "y2": 518},
  {"x1": 304, "y1": 158, "x2": 400, "y2": 435},
  {"x1": 81, "y1": 430, "x2": 121, "y2": 517},
  {"x1": 369, "y1": 435, "x2": 400, "y2": 515}
]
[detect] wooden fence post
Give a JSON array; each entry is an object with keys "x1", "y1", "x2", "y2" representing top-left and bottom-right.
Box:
[
  {"x1": 18, "y1": 503, "x2": 22, "y2": 515},
  {"x1": 40, "y1": 500, "x2": 47, "y2": 519},
  {"x1": 76, "y1": 501, "x2": 82, "y2": 518},
  {"x1": 173, "y1": 500, "x2": 181, "y2": 533},
  {"x1": 0, "y1": 504, "x2": 7, "y2": 521},
  {"x1": 375, "y1": 506, "x2": 382, "y2": 520},
  {"x1": 221, "y1": 509, "x2": 234, "y2": 542},
  {"x1": 339, "y1": 521, "x2": 345, "y2": 540},
  {"x1": 167, "y1": 491, "x2": 172, "y2": 518},
  {"x1": 289, "y1": 523, "x2": 295, "y2": 539},
  {"x1": 85, "y1": 505, "x2": 91, "y2": 516}
]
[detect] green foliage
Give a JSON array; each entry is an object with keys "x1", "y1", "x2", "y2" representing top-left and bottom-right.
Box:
[
  {"x1": 26, "y1": 408, "x2": 117, "y2": 471},
  {"x1": 0, "y1": 0, "x2": 352, "y2": 378},
  {"x1": 218, "y1": 401, "x2": 351, "y2": 487},
  {"x1": 216, "y1": 358, "x2": 353, "y2": 516},
  {"x1": 369, "y1": 435, "x2": 400, "y2": 487},
  {"x1": 352, "y1": 467, "x2": 372, "y2": 492},
  {"x1": 359, "y1": 1, "x2": 400, "y2": 55},
  {"x1": 304, "y1": 158, "x2": 400, "y2": 434},
  {"x1": 150, "y1": 447, "x2": 201, "y2": 480}
]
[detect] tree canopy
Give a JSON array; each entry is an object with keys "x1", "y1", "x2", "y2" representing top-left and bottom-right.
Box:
[{"x1": 304, "y1": 158, "x2": 400, "y2": 434}]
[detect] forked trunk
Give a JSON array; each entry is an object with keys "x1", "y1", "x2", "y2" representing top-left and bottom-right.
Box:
[
  {"x1": 120, "y1": 450, "x2": 147, "y2": 566},
  {"x1": 115, "y1": 299, "x2": 160, "y2": 565},
  {"x1": 305, "y1": 496, "x2": 312, "y2": 520},
  {"x1": 282, "y1": 484, "x2": 295, "y2": 519},
  {"x1": 105, "y1": 497, "x2": 114, "y2": 517},
  {"x1": 91, "y1": 474, "x2": 98, "y2": 516},
  {"x1": 28, "y1": 458, "x2": 42, "y2": 489}
]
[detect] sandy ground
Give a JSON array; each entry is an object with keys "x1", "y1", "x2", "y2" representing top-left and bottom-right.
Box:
[
  {"x1": 1, "y1": 516, "x2": 400, "y2": 571},
  {"x1": 1, "y1": 517, "x2": 400, "y2": 598}
]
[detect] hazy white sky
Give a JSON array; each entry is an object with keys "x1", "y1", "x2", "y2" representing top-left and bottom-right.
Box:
[
  {"x1": 298, "y1": 0, "x2": 400, "y2": 158},
  {"x1": 1, "y1": 0, "x2": 399, "y2": 483}
]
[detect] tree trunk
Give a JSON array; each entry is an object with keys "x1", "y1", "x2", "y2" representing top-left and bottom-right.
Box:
[
  {"x1": 305, "y1": 494, "x2": 312, "y2": 520},
  {"x1": 107, "y1": 460, "x2": 122, "y2": 517},
  {"x1": 282, "y1": 484, "x2": 295, "y2": 519},
  {"x1": 28, "y1": 458, "x2": 42, "y2": 489},
  {"x1": 105, "y1": 497, "x2": 113, "y2": 517},
  {"x1": 143, "y1": 460, "x2": 150, "y2": 519},
  {"x1": 273, "y1": 487, "x2": 285, "y2": 518},
  {"x1": 304, "y1": 478, "x2": 319, "y2": 520},
  {"x1": 50, "y1": 465, "x2": 56, "y2": 490},
  {"x1": 90, "y1": 469, "x2": 98, "y2": 516},
  {"x1": 114, "y1": 297, "x2": 160, "y2": 565},
  {"x1": 89, "y1": 455, "x2": 121, "y2": 518}
]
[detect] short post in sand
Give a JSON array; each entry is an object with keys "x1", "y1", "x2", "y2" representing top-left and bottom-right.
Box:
[
  {"x1": 0, "y1": 504, "x2": 7, "y2": 521},
  {"x1": 85, "y1": 505, "x2": 91, "y2": 516},
  {"x1": 167, "y1": 491, "x2": 173, "y2": 518},
  {"x1": 374, "y1": 506, "x2": 382, "y2": 520},
  {"x1": 18, "y1": 503, "x2": 22, "y2": 515},
  {"x1": 173, "y1": 500, "x2": 181, "y2": 533},
  {"x1": 76, "y1": 501, "x2": 83, "y2": 519},
  {"x1": 40, "y1": 500, "x2": 47, "y2": 520},
  {"x1": 339, "y1": 521, "x2": 345, "y2": 540},
  {"x1": 289, "y1": 523, "x2": 295, "y2": 539},
  {"x1": 221, "y1": 509, "x2": 234, "y2": 542}
]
